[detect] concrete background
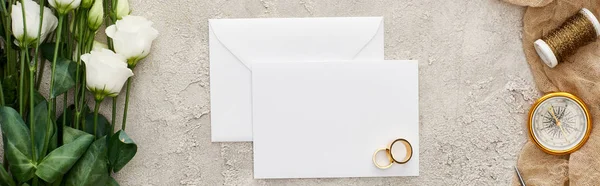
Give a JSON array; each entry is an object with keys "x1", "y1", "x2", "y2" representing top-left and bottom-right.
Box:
[
  {"x1": 114, "y1": 0, "x2": 537, "y2": 185},
  {"x1": 7, "y1": 0, "x2": 540, "y2": 185}
]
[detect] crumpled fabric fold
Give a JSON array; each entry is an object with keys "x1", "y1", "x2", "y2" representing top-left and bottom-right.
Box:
[{"x1": 515, "y1": 0, "x2": 600, "y2": 185}]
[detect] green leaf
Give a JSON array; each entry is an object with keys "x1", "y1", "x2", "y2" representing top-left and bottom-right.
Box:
[
  {"x1": 0, "y1": 164, "x2": 16, "y2": 186},
  {"x1": 84, "y1": 113, "x2": 109, "y2": 137},
  {"x1": 35, "y1": 129, "x2": 94, "y2": 183},
  {"x1": 0, "y1": 107, "x2": 35, "y2": 182},
  {"x1": 107, "y1": 177, "x2": 119, "y2": 186},
  {"x1": 62, "y1": 127, "x2": 90, "y2": 145},
  {"x1": 50, "y1": 176, "x2": 63, "y2": 186},
  {"x1": 40, "y1": 43, "x2": 56, "y2": 62},
  {"x1": 2, "y1": 73, "x2": 18, "y2": 108},
  {"x1": 49, "y1": 122, "x2": 59, "y2": 152},
  {"x1": 30, "y1": 101, "x2": 54, "y2": 158},
  {"x1": 108, "y1": 130, "x2": 137, "y2": 173},
  {"x1": 50, "y1": 58, "x2": 76, "y2": 98},
  {"x1": 32, "y1": 91, "x2": 47, "y2": 107},
  {"x1": 64, "y1": 137, "x2": 109, "y2": 186}
]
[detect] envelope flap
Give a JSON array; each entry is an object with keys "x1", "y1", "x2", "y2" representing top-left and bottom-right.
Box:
[{"x1": 209, "y1": 17, "x2": 383, "y2": 69}]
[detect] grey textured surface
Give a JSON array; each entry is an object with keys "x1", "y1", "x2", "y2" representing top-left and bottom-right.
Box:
[{"x1": 3, "y1": 0, "x2": 541, "y2": 185}]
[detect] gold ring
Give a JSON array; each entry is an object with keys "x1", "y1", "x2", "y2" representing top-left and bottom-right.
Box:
[
  {"x1": 372, "y1": 148, "x2": 393, "y2": 169},
  {"x1": 388, "y1": 138, "x2": 413, "y2": 164}
]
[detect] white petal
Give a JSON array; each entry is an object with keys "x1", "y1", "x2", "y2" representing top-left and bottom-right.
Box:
[
  {"x1": 11, "y1": 3, "x2": 24, "y2": 40},
  {"x1": 115, "y1": 31, "x2": 148, "y2": 59},
  {"x1": 108, "y1": 16, "x2": 158, "y2": 61},
  {"x1": 80, "y1": 53, "x2": 91, "y2": 63},
  {"x1": 24, "y1": 12, "x2": 41, "y2": 39},
  {"x1": 48, "y1": 0, "x2": 57, "y2": 8},
  {"x1": 96, "y1": 49, "x2": 127, "y2": 67},
  {"x1": 105, "y1": 25, "x2": 117, "y2": 38},
  {"x1": 116, "y1": 16, "x2": 149, "y2": 32},
  {"x1": 108, "y1": 67, "x2": 134, "y2": 95},
  {"x1": 69, "y1": 0, "x2": 82, "y2": 9},
  {"x1": 144, "y1": 27, "x2": 160, "y2": 41},
  {"x1": 39, "y1": 8, "x2": 58, "y2": 42},
  {"x1": 43, "y1": 7, "x2": 59, "y2": 31},
  {"x1": 84, "y1": 57, "x2": 104, "y2": 91}
]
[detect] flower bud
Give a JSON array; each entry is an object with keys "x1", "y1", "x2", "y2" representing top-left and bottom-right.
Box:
[
  {"x1": 49, "y1": 0, "x2": 82, "y2": 15},
  {"x1": 115, "y1": 0, "x2": 130, "y2": 20},
  {"x1": 87, "y1": 0, "x2": 103, "y2": 30},
  {"x1": 92, "y1": 41, "x2": 108, "y2": 51},
  {"x1": 82, "y1": 0, "x2": 94, "y2": 8}
]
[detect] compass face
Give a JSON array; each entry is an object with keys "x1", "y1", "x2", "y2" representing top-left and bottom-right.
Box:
[{"x1": 530, "y1": 94, "x2": 591, "y2": 154}]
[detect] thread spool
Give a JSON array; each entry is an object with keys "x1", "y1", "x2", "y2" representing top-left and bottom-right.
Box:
[{"x1": 534, "y1": 8, "x2": 600, "y2": 68}]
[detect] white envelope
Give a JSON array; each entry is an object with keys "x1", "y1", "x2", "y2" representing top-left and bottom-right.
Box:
[
  {"x1": 209, "y1": 17, "x2": 385, "y2": 142},
  {"x1": 252, "y1": 60, "x2": 419, "y2": 178}
]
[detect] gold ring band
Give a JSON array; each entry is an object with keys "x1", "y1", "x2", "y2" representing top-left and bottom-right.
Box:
[
  {"x1": 372, "y1": 148, "x2": 393, "y2": 169},
  {"x1": 389, "y1": 138, "x2": 413, "y2": 164}
]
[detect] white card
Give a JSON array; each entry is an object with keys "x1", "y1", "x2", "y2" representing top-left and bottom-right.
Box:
[
  {"x1": 209, "y1": 17, "x2": 384, "y2": 142},
  {"x1": 252, "y1": 60, "x2": 419, "y2": 178}
]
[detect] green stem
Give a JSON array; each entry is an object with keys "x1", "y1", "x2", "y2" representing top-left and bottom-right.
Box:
[
  {"x1": 62, "y1": 94, "x2": 67, "y2": 126},
  {"x1": 32, "y1": 0, "x2": 46, "y2": 161},
  {"x1": 21, "y1": 51, "x2": 35, "y2": 163},
  {"x1": 48, "y1": 15, "x2": 65, "y2": 145},
  {"x1": 19, "y1": 51, "x2": 25, "y2": 115},
  {"x1": 2, "y1": 153, "x2": 7, "y2": 170},
  {"x1": 35, "y1": 56, "x2": 46, "y2": 90},
  {"x1": 112, "y1": 0, "x2": 118, "y2": 21},
  {"x1": 28, "y1": 64, "x2": 35, "y2": 157},
  {"x1": 74, "y1": 10, "x2": 85, "y2": 130},
  {"x1": 80, "y1": 71, "x2": 87, "y2": 131},
  {"x1": 77, "y1": 26, "x2": 92, "y2": 130},
  {"x1": 1, "y1": 0, "x2": 10, "y2": 169},
  {"x1": 93, "y1": 99, "x2": 101, "y2": 139},
  {"x1": 32, "y1": 0, "x2": 46, "y2": 66},
  {"x1": 34, "y1": 59, "x2": 45, "y2": 89},
  {"x1": 1, "y1": 75, "x2": 5, "y2": 168},
  {"x1": 111, "y1": 97, "x2": 116, "y2": 135},
  {"x1": 104, "y1": 0, "x2": 115, "y2": 49},
  {"x1": 1, "y1": 0, "x2": 13, "y2": 76},
  {"x1": 0, "y1": 78, "x2": 4, "y2": 106},
  {"x1": 122, "y1": 78, "x2": 132, "y2": 130},
  {"x1": 76, "y1": 112, "x2": 81, "y2": 131},
  {"x1": 86, "y1": 32, "x2": 94, "y2": 51},
  {"x1": 66, "y1": 11, "x2": 73, "y2": 60},
  {"x1": 18, "y1": 0, "x2": 30, "y2": 117}
]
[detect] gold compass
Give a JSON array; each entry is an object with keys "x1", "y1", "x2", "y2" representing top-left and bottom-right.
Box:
[{"x1": 528, "y1": 92, "x2": 592, "y2": 155}]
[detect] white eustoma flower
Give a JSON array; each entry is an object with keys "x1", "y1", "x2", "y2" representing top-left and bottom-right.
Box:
[
  {"x1": 106, "y1": 15, "x2": 159, "y2": 68},
  {"x1": 87, "y1": 0, "x2": 103, "y2": 30},
  {"x1": 81, "y1": 49, "x2": 134, "y2": 100},
  {"x1": 49, "y1": 0, "x2": 81, "y2": 15},
  {"x1": 115, "y1": 0, "x2": 130, "y2": 19},
  {"x1": 11, "y1": 0, "x2": 58, "y2": 47}
]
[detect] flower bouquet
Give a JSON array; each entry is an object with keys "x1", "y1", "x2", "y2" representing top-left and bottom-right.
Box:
[{"x1": 0, "y1": 0, "x2": 158, "y2": 185}]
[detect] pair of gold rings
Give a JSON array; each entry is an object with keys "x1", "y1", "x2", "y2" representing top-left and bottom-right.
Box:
[{"x1": 372, "y1": 138, "x2": 413, "y2": 169}]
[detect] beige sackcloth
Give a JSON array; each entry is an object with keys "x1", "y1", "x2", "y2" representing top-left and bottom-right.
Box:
[
  {"x1": 510, "y1": 0, "x2": 600, "y2": 185},
  {"x1": 503, "y1": 0, "x2": 554, "y2": 7}
]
